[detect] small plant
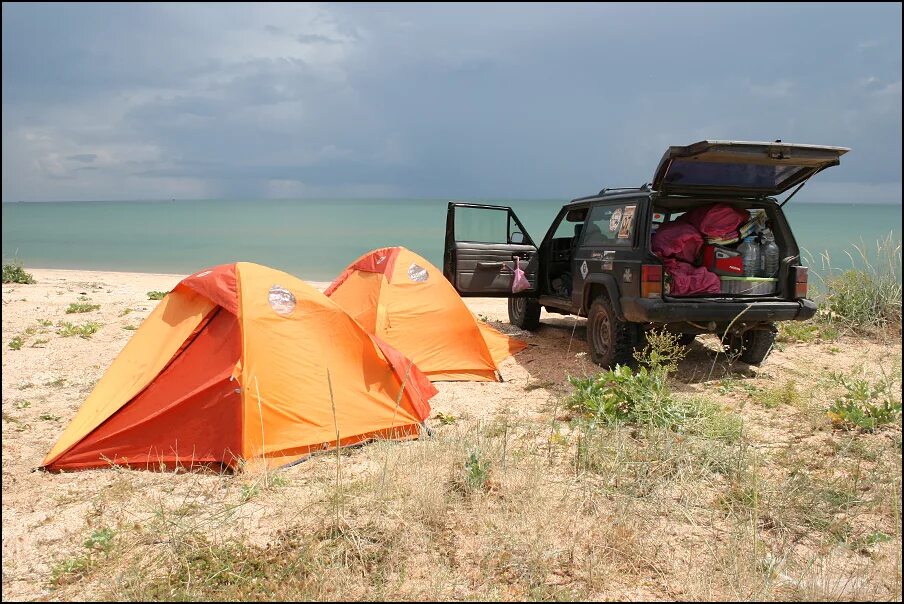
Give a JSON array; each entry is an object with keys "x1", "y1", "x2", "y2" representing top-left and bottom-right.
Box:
[
  {"x1": 760, "y1": 380, "x2": 801, "y2": 408},
  {"x1": 240, "y1": 483, "x2": 259, "y2": 502},
  {"x1": 147, "y1": 291, "x2": 168, "y2": 300},
  {"x1": 122, "y1": 325, "x2": 137, "y2": 331},
  {"x1": 2, "y1": 260, "x2": 35, "y2": 284},
  {"x1": 37, "y1": 318, "x2": 53, "y2": 327},
  {"x1": 434, "y1": 411, "x2": 457, "y2": 425},
  {"x1": 827, "y1": 372, "x2": 901, "y2": 432},
  {"x1": 8, "y1": 336, "x2": 24, "y2": 350},
  {"x1": 51, "y1": 527, "x2": 116, "y2": 586},
  {"x1": 45, "y1": 378, "x2": 66, "y2": 387},
  {"x1": 84, "y1": 527, "x2": 116, "y2": 554},
  {"x1": 463, "y1": 449, "x2": 491, "y2": 492},
  {"x1": 40, "y1": 413, "x2": 62, "y2": 422},
  {"x1": 66, "y1": 302, "x2": 101, "y2": 314},
  {"x1": 118, "y1": 308, "x2": 133, "y2": 317},
  {"x1": 57, "y1": 321, "x2": 101, "y2": 338},
  {"x1": 567, "y1": 330, "x2": 687, "y2": 428},
  {"x1": 31, "y1": 338, "x2": 49, "y2": 348},
  {"x1": 777, "y1": 321, "x2": 839, "y2": 344},
  {"x1": 14, "y1": 400, "x2": 31, "y2": 410}
]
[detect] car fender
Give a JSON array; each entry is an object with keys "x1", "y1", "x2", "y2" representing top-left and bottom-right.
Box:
[{"x1": 581, "y1": 274, "x2": 625, "y2": 321}]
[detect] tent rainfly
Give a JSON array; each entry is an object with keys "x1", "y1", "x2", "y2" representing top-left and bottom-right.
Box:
[
  {"x1": 42, "y1": 262, "x2": 436, "y2": 472},
  {"x1": 326, "y1": 247, "x2": 527, "y2": 382}
]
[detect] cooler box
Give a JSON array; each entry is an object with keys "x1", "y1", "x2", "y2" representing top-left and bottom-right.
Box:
[
  {"x1": 701, "y1": 244, "x2": 743, "y2": 276},
  {"x1": 719, "y1": 277, "x2": 778, "y2": 295}
]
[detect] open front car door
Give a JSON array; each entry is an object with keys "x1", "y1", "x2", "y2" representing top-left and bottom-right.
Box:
[{"x1": 443, "y1": 202, "x2": 538, "y2": 297}]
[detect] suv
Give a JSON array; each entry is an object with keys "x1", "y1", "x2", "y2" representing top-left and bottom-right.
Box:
[{"x1": 443, "y1": 140, "x2": 849, "y2": 367}]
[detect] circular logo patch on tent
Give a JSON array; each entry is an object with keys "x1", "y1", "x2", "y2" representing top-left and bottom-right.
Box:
[
  {"x1": 408, "y1": 263, "x2": 429, "y2": 283},
  {"x1": 268, "y1": 285, "x2": 296, "y2": 316}
]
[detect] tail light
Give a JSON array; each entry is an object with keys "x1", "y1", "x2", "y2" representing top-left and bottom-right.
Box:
[
  {"x1": 641, "y1": 264, "x2": 663, "y2": 298},
  {"x1": 792, "y1": 265, "x2": 808, "y2": 299}
]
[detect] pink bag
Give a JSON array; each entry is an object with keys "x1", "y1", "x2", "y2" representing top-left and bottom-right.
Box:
[
  {"x1": 512, "y1": 257, "x2": 530, "y2": 293},
  {"x1": 677, "y1": 203, "x2": 748, "y2": 238},
  {"x1": 651, "y1": 221, "x2": 703, "y2": 263},
  {"x1": 662, "y1": 258, "x2": 721, "y2": 296}
]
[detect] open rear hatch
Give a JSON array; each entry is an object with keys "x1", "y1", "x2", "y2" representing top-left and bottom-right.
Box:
[{"x1": 652, "y1": 140, "x2": 849, "y2": 198}]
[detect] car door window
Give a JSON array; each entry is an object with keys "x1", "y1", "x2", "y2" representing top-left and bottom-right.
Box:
[{"x1": 582, "y1": 202, "x2": 638, "y2": 247}]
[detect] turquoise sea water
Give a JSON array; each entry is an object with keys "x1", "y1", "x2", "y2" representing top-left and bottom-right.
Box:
[{"x1": 2, "y1": 199, "x2": 901, "y2": 282}]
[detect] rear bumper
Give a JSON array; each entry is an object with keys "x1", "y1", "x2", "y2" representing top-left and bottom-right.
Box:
[{"x1": 621, "y1": 297, "x2": 817, "y2": 324}]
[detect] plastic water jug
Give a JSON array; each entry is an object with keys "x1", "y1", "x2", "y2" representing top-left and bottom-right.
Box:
[
  {"x1": 738, "y1": 236, "x2": 760, "y2": 277},
  {"x1": 761, "y1": 230, "x2": 780, "y2": 278}
]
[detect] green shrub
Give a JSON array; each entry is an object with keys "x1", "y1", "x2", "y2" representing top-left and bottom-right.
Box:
[
  {"x1": 147, "y1": 291, "x2": 168, "y2": 300},
  {"x1": 567, "y1": 331, "x2": 688, "y2": 426},
  {"x1": 828, "y1": 372, "x2": 901, "y2": 432},
  {"x1": 66, "y1": 302, "x2": 101, "y2": 314},
  {"x1": 2, "y1": 261, "x2": 35, "y2": 284},
  {"x1": 57, "y1": 321, "x2": 101, "y2": 339},
  {"x1": 463, "y1": 450, "x2": 491, "y2": 492},
  {"x1": 8, "y1": 336, "x2": 24, "y2": 350}
]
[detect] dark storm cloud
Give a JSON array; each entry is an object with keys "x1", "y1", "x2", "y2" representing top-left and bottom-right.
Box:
[{"x1": 2, "y1": 2, "x2": 901, "y2": 202}]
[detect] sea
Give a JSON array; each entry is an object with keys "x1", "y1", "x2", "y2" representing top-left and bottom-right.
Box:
[{"x1": 2, "y1": 199, "x2": 901, "y2": 282}]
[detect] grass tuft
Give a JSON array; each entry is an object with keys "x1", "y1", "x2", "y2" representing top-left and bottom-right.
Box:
[{"x1": 2, "y1": 260, "x2": 35, "y2": 284}]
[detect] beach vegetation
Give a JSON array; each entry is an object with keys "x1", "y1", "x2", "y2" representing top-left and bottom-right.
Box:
[
  {"x1": 66, "y1": 302, "x2": 101, "y2": 314},
  {"x1": 37, "y1": 318, "x2": 53, "y2": 327},
  {"x1": 8, "y1": 336, "x2": 24, "y2": 350},
  {"x1": 31, "y1": 338, "x2": 49, "y2": 348},
  {"x1": 828, "y1": 371, "x2": 902, "y2": 432},
  {"x1": 122, "y1": 325, "x2": 137, "y2": 331},
  {"x1": 2, "y1": 261, "x2": 35, "y2": 284},
  {"x1": 14, "y1": 400, "x2": 31, "y2": 410},
  {"x1": 146, "y1": 291, "x2": 168, "y2": 300},
  {"x1": 810, "y1": 234, "x2": 902, "y2": 333},
  {"x1": 57, "y1": 321, "x2": 101, "y2": 338}
]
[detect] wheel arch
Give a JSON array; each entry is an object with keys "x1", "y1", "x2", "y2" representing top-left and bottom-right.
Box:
[{"x1": 582, "y1": 275, "x2": 625, "y2": 320}]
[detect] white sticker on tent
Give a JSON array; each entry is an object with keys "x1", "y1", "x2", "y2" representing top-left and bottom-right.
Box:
[
  {"x1": 408, "y1": 263, "x2": 429, "y2": 282},
  {"x1": 268, "y1": 285, "x2": 296, "y2": 316},
  {"x1": 194, "y1": 270, "x2": 212, "y2": 278}
]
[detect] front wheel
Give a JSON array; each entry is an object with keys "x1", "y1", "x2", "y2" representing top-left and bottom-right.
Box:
[
  {"x1": 508, "y1": 296, "x2": 541, "y2": 330},
  {"x1": 586, "y1": 296, "x2": 638, "y2": 368}
]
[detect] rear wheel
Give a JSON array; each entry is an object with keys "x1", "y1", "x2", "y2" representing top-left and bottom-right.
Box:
[
  {"x1": 508, "y1": 296, "x2": 541, "y2": 330},
  {"x1": 724, "y1": 326, "x2": 777, "y2": 366},
  {"x1": 587, "y1": 296, "x2": 638, "y2": 368},
  {"x1": 676, "y1": 333, "x2": 696, "y2": 347}
]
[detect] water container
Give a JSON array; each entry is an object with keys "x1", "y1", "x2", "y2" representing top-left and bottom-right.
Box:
[
  {"x1": 738, "y1": 236, "x2": 760, "y2": 277},
  {"x1": 761, "y1": 230, "x2": 780, "y2": 278}
]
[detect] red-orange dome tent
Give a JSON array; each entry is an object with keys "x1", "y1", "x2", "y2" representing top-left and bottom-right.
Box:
[
  {"x1": 42, "y1": 262, "x2": 437, "y2": 472},
  {"x1": 325, "y1": 247, "x2": 527, "y2": 382}
]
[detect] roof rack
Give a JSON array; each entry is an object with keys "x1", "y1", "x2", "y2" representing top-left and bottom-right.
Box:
[{"x1": 597, "y1": 183, "x2": 651, "y2": 195}]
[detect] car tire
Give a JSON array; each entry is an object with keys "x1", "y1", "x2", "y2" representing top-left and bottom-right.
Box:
[
  {"x1": 677, "y1": 333, "x2": 696, "y2": 347},
  {"x1": 587, "y1": 296, "x2": 638, "y2": 368},
  {"x1": 724, "y1": 327, "x2": 776, "y2": 366},
  {"x1": 508, "y1": 296, "x2": 541, "y2": 331}
]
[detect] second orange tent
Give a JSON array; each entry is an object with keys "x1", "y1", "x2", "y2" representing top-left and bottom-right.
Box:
[{"x1": 326, "y1": 247, "x2": 526, "y2": 381}]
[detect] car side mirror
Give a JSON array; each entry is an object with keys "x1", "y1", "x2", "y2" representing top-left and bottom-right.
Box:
[{"x1": 510, "y1": 232, "x2": 525, "y2": 244}]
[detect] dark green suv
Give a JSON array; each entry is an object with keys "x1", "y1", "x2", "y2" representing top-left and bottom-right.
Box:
[{"x1": 443, "y1": 140, "x2": 849, "y2": 367}]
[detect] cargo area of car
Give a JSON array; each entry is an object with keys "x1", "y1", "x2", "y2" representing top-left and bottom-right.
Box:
[{"x1": 649, "y1": 198, "x2": 794, "y2": 302}]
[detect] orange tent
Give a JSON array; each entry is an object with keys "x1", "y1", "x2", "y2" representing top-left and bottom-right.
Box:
[
  {"x1": 42, "y1": 262, "x2": 437, "y2": 472},
  {"x1": 325, "y1": 247, "x2": 527, "y2": 382}
]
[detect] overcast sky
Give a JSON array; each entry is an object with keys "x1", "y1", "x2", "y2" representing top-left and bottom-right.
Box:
[{"x1": 2, "y1": 2, "x2": 901, "y2": 202}]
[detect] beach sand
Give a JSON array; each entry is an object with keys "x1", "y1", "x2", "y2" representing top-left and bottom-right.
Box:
[{"x1": 3, "y1": 268, "x2": 900, "y2": 600}]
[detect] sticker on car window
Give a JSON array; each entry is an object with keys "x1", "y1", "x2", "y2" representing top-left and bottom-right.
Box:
[
  {"x1": 608, "y1": 208, "x2": 623, "y2": 232},
  {"x1": 618, "y1": 206, "x2": 636, "y2": 239}
]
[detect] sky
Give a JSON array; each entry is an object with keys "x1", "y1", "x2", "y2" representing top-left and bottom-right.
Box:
[{"x1": 2, "y1": 2, "x2": 901, "y2": 203}]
